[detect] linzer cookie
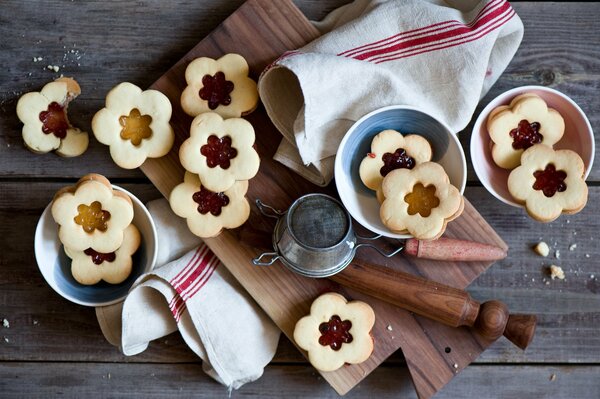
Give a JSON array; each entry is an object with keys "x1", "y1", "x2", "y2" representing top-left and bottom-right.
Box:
[
  {"x1": 51, "y1": 174, "x2": 134, "y2": 253},
  {"x1": 65, "y1": 224, "x2": 141, "y2": 285},
  {"x1": 359, "y1": 130, "x2": 432, "y2": 192},
  {"x1": 487, "y1": 93, "x2": 564, "y2": 169},
  {"x1": 380, "y1": 162, "x2": 463, "y2": 240},
  {"x1": 181, "y1": 53, "x2": 258, "y2": 118},
  {"x1": 169, "y1": 171, "x2": 250, "y2": 238},
  {"x1": 179, "y1": 112, "x2": 260, "y2": 192},
  {"x1": 293, "y1": 293, "x2": 375, "y2": 372},
  {"x1": 16, "y1": 77, "x2": 89, "y2": 157},
  {"x1": 92, "y1": 82, "x2": 175, "y2": 169},
  {"x1": 507, "y1": 144, "x2": 587, "y2": 222}
]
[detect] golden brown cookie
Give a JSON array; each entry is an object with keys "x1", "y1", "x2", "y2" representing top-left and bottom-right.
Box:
[
  {"x1": 507, "y1": 144, "x2": 587, "y2": 222},
  {"x1": 16, "y1": 77, "x2": 89, "y2": 157},
  {"x1": 293, "y1": 293, "x2": 375, "y2": 372},
  {"x1": 181, "y1": 54, "x2": 258, "y2": 118},
  {"x1": 487, "y1": 93, "x2": 564, "y2": 169},
  {"x1": 92, "y1": 82, "x2": 175, "y2": 169},
  {"x1": 51, "y1": 174, "x2": 134, "y2": 253},
  {"x1": 380, "y1": 162, "x2": 463, "y2": 240}
]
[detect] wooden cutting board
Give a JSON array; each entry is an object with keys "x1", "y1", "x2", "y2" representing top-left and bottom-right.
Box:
[{"x1": 143, "y1": 0, "x2": 508, "y2": 397}]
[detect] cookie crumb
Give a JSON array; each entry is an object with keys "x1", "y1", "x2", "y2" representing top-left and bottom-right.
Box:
[
  {"x1": 549, "y1": 373, "x2": 556, "y2": 382},
  {"x1": 534, "y1": 242, "x2": 550, "y2": 257},
  {"x1": 32, "y1": 320, "x2": 38, "y2": 325},
  {"x1": 108, "y1": 373, "x2": 111, "y2": 380},
  {"x1": 555, "y1": 250, "x2": 560, "y2": 259},
  {"x1": 32, "y1": 56, "x2": 43, "y2": 62},
  {"x1": 3, "y1": 337, "x2": 8, "y2": 343},
  {"x1": 2, "y1": 319, "x2": 9, "y2": 328},
  {"x1": 585, "y1": 254, "x2": 590, "y2": 258},
  {"x1": 386, "y1": 325, "x2": 393, "y2": 331},
  {"x1": 549, "y1": 265, "x2": 565, "y2": 280},
  {"x1": 591, "y1": 275, "x2": 595, "y2": 280},
  {"x1": 453, "y1": 363, "x2": 458, "y2": 369},
  {"x1": 569, "y1": 244, "x2": 577, "y2": 251},
  {"x1": 46, "y1": 65, "x2": 60, "y2": 72}
]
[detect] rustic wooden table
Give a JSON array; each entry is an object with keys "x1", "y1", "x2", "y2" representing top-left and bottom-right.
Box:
[{"x1": 1, "y1": 1, "x2": 599, "y2": 397}]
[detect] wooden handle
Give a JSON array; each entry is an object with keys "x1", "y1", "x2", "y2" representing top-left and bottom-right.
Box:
[
  {"x1": 331, "y1": 259, "x2": 536, "y2": 349},
  {"x1": 404, "y1": 237, "x2": 507, "y2": 261}
]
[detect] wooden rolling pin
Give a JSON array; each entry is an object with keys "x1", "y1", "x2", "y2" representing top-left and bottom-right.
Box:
[
  {"x1": 403, "y1": 237, "x2": 507, "y2": 261},
  {"x1": 331, "y1": 258, "x2": 536, "y2": 350}
]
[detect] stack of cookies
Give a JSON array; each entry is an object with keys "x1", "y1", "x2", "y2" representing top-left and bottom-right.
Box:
[
  {"x1": 51, "y1": 174, "x2": 140, "y2": 285},
  {"x1": 169, "y1": 54, "x2": 261, "y2": 238},
  {"x1": 487, "y1": 93, "x2": 588, "y2": 222},
  {"x1": 359, "y1": 130, "x2": 464, "y2": 240}
]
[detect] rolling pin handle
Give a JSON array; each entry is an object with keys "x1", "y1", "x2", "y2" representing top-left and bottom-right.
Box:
[{"x1": 475, "y1": 301, "x2": 536, "y2": 350}]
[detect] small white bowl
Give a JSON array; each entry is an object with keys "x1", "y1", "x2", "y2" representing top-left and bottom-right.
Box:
[
  {"x1": 334, "y1": 105, "x2": 467, "y2": 239},
  {"x1": 34, "y1": 186, "x2": 158, "y2": 307},
  {"x1": 471, "y1": 85, "x2": 595, "y2": 207}
]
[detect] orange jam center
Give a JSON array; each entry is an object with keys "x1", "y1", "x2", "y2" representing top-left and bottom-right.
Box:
[
  {"x1": 74, "y1": 201, "x2": 111, "y2": 233},
  {"x1": 404, "y1": 183, "x2": 440, "y2": 217},
  {"x1": 119, "y1": 108, "x2": 152, "y2": 146}
]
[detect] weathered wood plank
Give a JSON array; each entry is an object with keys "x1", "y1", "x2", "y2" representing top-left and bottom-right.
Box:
[
  {"x1": 1, "y1": 183, "x2": 599, "y2": 363},
  {"x1": 0, "y1": 2, "x2": 598, "y2": 181},
  {"x1": 0, "y1": 363, "x2": 598, "y2": 398}
]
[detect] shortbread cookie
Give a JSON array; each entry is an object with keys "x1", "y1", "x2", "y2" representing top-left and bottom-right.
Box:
[
  {"x1": 359, "y1": 130, "x2": 432, "y2": 191},
  {"x1": 293, "y1": 293, "x2": 375, "y2": 372},
  {"x1": 487, "y1": 93, "x2": 564, "y2": 169},
  {"x1": 380, "y1": 162, "x2": 463, "y2": 240},
  {"x1": 179, "y1": 112, "x2": 260, "y2": 192},
  {"x1": 16, "y1": 77, "x2": 89, "y2": 157},
  {"x1": 92, "y1": 82, "x2": 175, "y2": 169},
  {"x1": 65, "y1": 224, "x2": 141, "y2": 285},
  {"x1": 51, "y1": 174, "x2": 134, "y2": 253},
  {"x1": 181, "y1": 53, "x2": 258, "y2": 118},
  {"x1": 507, "y1": 144, "x2": 587, "y2": 222},
  {"x1": 169, "y1": 171, "x2": 250, "y2": 238}
]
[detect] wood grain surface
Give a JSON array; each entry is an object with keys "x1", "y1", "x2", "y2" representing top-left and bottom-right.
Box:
[{"x1": 1, "y1": 1, "x2": 599, "y2": 398}]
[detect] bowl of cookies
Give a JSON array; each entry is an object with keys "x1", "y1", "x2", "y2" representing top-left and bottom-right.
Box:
[
  {"x1": 471, "y1": 86, "x2": 594, "y2": 222},
  {"x1": 334, "y1": 105, "x2": 467, "y2": 240},
  {"x1": 34, "y1": 174, "x2": 158, "y2": 307}
]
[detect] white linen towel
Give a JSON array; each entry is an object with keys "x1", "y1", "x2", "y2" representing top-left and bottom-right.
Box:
[
  {"x1": 95, "y1": 199, "x2": 280, "y2": 390},
  {"x1": 258, "y1": 0, "x2": 524, "y2": 186}
]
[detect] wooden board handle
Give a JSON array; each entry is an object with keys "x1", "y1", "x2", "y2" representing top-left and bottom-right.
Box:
[
  {"x1": 404, "y1": 237, "x2": 507, "y2": 261},
  {"x1": 331, "y1": 259, "x2": 536, "y2": 349}
]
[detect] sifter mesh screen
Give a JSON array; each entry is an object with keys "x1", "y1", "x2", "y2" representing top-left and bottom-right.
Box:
[{"x1": 288, "y1": 195, "x2": 349, "y2": 249}]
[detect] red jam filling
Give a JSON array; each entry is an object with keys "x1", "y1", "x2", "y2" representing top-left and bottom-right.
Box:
[
  {"x1": 192, "y1": 187, "x2": 230, "y2": 216},
  {"x1": 199, "y1": 71, "x2": 234, "y2": 110},
  {"x1": 84, "y1": 248, "x2": 116, "y2": 265},
  {"x1": 39, "y1": 101, "x2": 68, "y2": 139},
  {"x1": 380, "y1": 148, "x2": 416, "y2": 177},
  {"x1": 74, "y1": 201, "x2": 111, "y2": 233},
  {"x1": 200, "y1": 135, "x2": 237, "y2": 169},
  {"x1": 533, "y1": 163, "x2": 567, "y2": 197},
  {"x1": 318, "y1": 315, "x2": 353, "y2": 351},
  {"x1": 510, "y1": 119, "x2": 543, "y2": 150}
]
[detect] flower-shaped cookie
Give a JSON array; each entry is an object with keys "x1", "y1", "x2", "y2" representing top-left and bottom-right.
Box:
[
  {"x1": 92, "y1": 82, "x2": 175, "y2": 169},
  {"x1": 487, "y1": 93, "x2": 564, "y2": 169},
  {"x1": 508, "y1": 144, "x2": 588, "y2": 222},
  {"x1": 179, "y1": 112, "x2": 260, "y2": 192},
  {"x1": 169, "y1": 171, "x2": 250, "y2": 238},
  {"x1": 380, "y1": 162, "x2": 463, "y2": 240},
  {"x1": 51, "y1": 174, "x2": 134, "y2": 253},
  {"x1": 359, "y1": 130, "x2": 432, "y2": 191},
  {"x1": 16, "y1": 77, "x2": 89, "y2": 157},
  {"x1": 65, "y1": 224, "x2": 141, "y2": 285},
  {"x1": 181, "y1": 53, "x2": 258, "y2": 118},
  {"x1": 293, "y1": 293, "x2": 375, "y2": 372}
]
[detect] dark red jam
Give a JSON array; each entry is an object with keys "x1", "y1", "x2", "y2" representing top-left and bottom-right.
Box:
[
  {"x1": 510, "y1": 119, "x2": 543, "y2": 150},
  {"x1": 318, "y1": 315, "x2": 353, "y2": 351},
  {"x1": 199, "y1": 71, "x2": 234, "y2": 110},
  {"x1": 200, "y1": 135, "x2": 237, "y2": 169},
  {"x1": 380, "y1": 148, "x2": 416, "y2": 177},
  {"x1": 192, "y1": 187, "x2": 230, "y2": 216},
  {"x1": 533, "y1": 164, "x2": 567, "y2": 197},
  {"x1": 84, "y1": 248, "x2": 116, "y2": 265},
  {"x1": 39, "y1": 101, "x2": 68, "y2": 139}
]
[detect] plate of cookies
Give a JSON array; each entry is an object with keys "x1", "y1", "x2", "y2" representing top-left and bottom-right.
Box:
[{"x1": 34, "y1": 174, "x2": 157, "y2": 307}]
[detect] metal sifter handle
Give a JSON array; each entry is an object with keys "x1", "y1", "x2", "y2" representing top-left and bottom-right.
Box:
[
  {"x1": 252, "y1": 252, "x2": 281, "y2": 266},
  {"x1": 353, "y1": 232, "x2": 404, "y2": 258}
]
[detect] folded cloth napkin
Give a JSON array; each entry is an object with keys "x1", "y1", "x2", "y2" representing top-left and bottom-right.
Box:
[
  {"x1": 95, "y1": 199, "x2": 280, "y2": 390},
  {"x1": 258, "y1": 0, "x2": 524, "y2": 186}
]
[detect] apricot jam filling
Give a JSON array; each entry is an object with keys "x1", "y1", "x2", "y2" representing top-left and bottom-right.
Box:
[
  {"x1": 74, "y1": 201, "x2": 111, "y2": 233},
  {"x1": 404, "y1": 183, "x2": 440, "y2": 217},
  {"x1": 119, "y1": 108, "x2": 152, "y2": 146}
]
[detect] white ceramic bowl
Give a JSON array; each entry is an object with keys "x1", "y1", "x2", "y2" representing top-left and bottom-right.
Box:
[
  {"x1": 34, "y1": 186, "x2": 158, "y2": 307},
  {"x1": 471, "y1": 85, "x2": 595, "y2": 207},
  {"x1": 334, "y1": 105, "x2": 467, "y2": 239}
]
